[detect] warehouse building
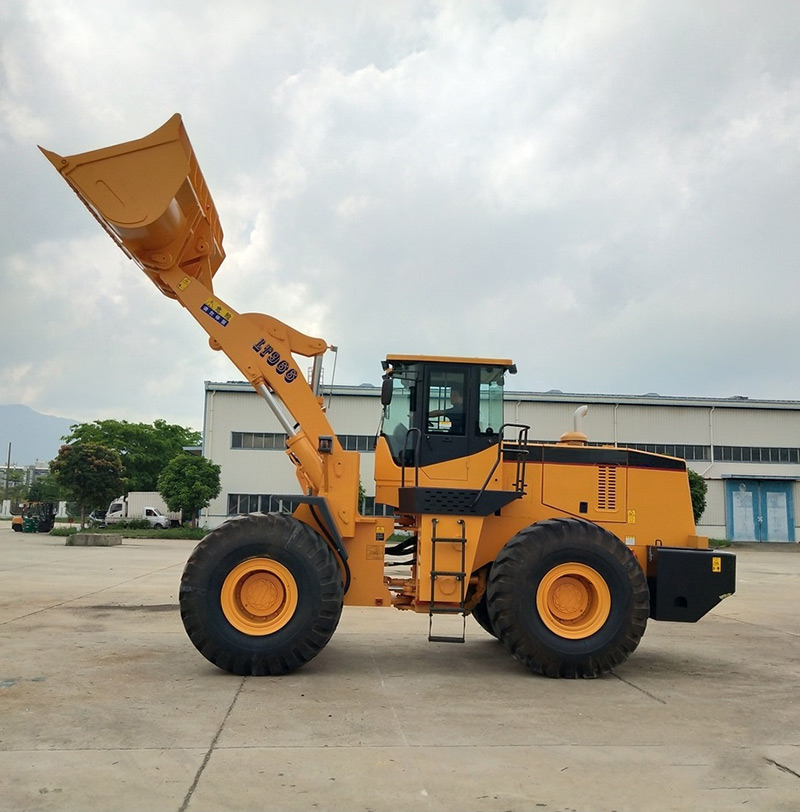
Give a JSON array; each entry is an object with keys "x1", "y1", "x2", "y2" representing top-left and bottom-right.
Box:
[{"x1": 200, "y1": 380, "x2": 800, "y2": 543}]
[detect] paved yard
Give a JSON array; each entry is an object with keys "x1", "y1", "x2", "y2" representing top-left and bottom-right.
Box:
[{"x1": 1, "y1": 527, "x2": 798, "y2": 811}]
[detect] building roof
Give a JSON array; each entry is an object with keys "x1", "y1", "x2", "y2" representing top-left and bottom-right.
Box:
[{"x1": 204, "y1": 380, "x2": 800, "y2": 411}]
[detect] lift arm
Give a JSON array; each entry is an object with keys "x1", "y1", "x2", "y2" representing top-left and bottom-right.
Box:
[{"x1": 41, "y1": 114, "x2": 361, "y2": 537}]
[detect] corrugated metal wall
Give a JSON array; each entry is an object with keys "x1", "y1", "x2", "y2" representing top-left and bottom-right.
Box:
[{"x1": 712, "y1": 407, "x2": 799, "y2": 446}]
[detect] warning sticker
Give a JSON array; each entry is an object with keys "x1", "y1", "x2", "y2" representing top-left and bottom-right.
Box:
[
  {"x1": 712, "y1": 556, "x2": 722, "y2": 573},
  {"x1": 201, "y1": 297, "x2": 233, "y2": 327}
]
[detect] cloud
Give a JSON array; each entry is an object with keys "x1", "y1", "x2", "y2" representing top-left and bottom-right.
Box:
[{"x1": 3, "y1": 0, "x2": 800, "y2": 434}]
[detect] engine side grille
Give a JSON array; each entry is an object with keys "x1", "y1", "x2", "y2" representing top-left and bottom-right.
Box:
[{"x1": 597, "y1": 465, "x2": 617, "y2": 511}]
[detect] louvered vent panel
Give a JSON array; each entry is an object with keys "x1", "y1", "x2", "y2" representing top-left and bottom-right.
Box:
[{"x1": 597, "y1": 465, "x2": 617, "y2": 511}]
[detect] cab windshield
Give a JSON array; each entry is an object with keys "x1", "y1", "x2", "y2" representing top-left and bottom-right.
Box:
[{"x1": 381, "y1": 361, "x2": 508, "y2": 465}]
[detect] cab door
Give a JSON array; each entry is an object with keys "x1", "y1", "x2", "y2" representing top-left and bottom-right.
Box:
[{"x1": 418, "y1": 365, "x2": 470, "y2": 480}]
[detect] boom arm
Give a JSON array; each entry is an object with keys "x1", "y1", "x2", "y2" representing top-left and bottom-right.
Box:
[{"x1": 41, "y1": 114, "x2": 362, "y2": 536}]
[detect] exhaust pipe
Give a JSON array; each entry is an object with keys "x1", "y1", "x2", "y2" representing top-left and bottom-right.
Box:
[{"x1": 559, "y1": 405, "x2": 589, "y2": 445}]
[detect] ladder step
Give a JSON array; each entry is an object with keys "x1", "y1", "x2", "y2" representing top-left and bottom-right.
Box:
[
  {"x1": 428, "y1": 611, "x2": 466, "y2": 643},
  {"x1": 431, "y1": 571, "x2": 465, "y2": 579},
  {"x1": 429, "y1": 606, "x2": 464, "y2": 615}
]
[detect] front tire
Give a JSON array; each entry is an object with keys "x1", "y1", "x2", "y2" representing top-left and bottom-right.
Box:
[
  {"x1": 470, "y1": 592, "x2": 499, "y2": 639},
  {"x1": 487, "y1": 518, "x2": 649, "y2": 678},
  {"x1": 179, "y1": 513, "x2": 344, "y2": 675}
]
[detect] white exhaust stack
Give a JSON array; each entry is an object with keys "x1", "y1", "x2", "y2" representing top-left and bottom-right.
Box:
[{"x1": 558, "y1": 405, "x2": 589, "y2": 445}]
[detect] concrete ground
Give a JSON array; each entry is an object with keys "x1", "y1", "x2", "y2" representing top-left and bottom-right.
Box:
[{"x1": 0, "y1": 526, "x2": 798, "y2": 812}]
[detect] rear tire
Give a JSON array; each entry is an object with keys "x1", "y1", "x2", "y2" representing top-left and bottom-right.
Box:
[
  {"x1": 179, "y1": 513, "x2": 343, "y2": 675},
  {"x1": 487, "y1": 518, "x2": 649, "y2": 678},
  {"x1": 470, "y1": 592, "x2": 499, "y2": 638}
]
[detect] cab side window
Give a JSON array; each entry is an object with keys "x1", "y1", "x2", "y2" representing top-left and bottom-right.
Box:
[
  {"x1": 478, "y1": 368, "x2": 505, "y2": 436},
  {"x1": 426, "y1": 371, "x2": 468, "y2": 435}
]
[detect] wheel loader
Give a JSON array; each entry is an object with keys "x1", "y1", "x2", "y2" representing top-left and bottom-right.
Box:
[{"x1": 41, "y1": 115, "x2": 735, "y2": 678}]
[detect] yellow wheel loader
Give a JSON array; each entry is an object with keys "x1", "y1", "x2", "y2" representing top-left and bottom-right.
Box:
[{"x1": 42, "y1": 116, "x2": 735, "y2": 678}]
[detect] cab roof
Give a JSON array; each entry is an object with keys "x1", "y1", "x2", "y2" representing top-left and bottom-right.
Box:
[{"x1": 383, "y1": 354, "x2": 517, "y2": 373}]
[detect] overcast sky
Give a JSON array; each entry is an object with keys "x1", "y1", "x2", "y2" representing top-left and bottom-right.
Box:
[{"x1": 2, "y1": 0, "x2": 799, "y2": 431}]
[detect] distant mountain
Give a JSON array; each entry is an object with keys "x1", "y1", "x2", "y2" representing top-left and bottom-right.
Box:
[{"x1": 0, "y1": 405, "x2": 77, "y2": 466}]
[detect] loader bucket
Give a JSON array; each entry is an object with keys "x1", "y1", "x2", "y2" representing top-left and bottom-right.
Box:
[{"x1": 40, "y1": 114, "x2": 224, "y2": 297}]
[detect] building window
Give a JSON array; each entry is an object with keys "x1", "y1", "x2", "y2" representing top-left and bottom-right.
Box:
[
  {"x1": 231, "y1": 432, "x2": 287, "y2": 450},
  {"x1": 227, "y1": 493, "x2": 394, "y2": 517},
  {"x1": 231, "y1": 432, "x2": 377, "y2": 452},
  {"x1": 713, "y1": 446, "x2": 800, "y2": 464},
  {"x1": 623, "y1": 443, "x2": 711, "y2": 462},
  {"x1": 338, "y1": 435, "x2": 378, "y2": 452}
]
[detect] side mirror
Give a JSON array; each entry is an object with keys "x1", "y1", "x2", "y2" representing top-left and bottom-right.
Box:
[{"x1": 381, "y1": 377, "x2": 393, "y2": 406}]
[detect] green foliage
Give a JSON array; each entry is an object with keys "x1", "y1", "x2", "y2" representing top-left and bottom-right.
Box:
[
  {"x1": 115, "y1": 518, "x2": 155, "y2": 530},
  {"x1": 157, "y1": 454, "x2": 221, "y2": 525},
  {"x1": 64, "y1": 419, "x2": 202, "y2": 492},
  {"x1": 688, "y1": 468, "x2": 707, "y2": 523},
  {"x1": 50, "y1": 524, "x2": 208, "y2": 540},
  {"x1": 27, "y1": 472, "x2": 62, "y2": 503},
  {"x1": 50, "y1": 526, "x2": 80, "y2": 536},
  {"x1": 2, "y1": 468, "x2": 27, "y2": 502},
  {"x1": 49, "y1": 442, "x2": 124, "y2": 526},
  {"x1": 709, "y1": 538, "x2": 732, "y2": 548}
]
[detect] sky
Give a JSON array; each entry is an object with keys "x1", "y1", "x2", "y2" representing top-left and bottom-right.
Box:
[{"x1": 2, "y1": 0, "x2": 800, "y2": 431}]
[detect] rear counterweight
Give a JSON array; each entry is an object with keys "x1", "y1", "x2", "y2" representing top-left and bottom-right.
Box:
[{"x1": 647, "y1": 546, "x2": 736, "y2": 622}]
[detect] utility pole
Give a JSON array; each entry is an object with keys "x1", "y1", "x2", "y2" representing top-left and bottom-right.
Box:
[{"x1": 4, "y1": 442, "x2": 10, "y2": 502}]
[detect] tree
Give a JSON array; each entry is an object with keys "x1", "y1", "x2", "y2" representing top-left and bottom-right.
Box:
[
  {"x1": 3, "y1": 469, "x2": 27, "y2": 504},
  {"x1": 50, "y1": 442, "x2": 124, "y2": 527},
  {"x1": 27, "y1": 472, "x2": 62, "y2": 503},
  {"x1": 64, "y1": 419, "x2": 202, "y2": 492},
  {"x1": 688, "y1": 469, "x2": 707, "y2": 524},
  {"x1": 157, "y1": 454, "x2": 221, "y2": 526}
]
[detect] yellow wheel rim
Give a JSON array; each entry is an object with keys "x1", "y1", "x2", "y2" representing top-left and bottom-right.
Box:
[
  {"x1": 536, "y1": 563, "x2": 611, "y2": 639},
  {"x1": 220, "y1": 558, "x2": 298, "y2": 636}
]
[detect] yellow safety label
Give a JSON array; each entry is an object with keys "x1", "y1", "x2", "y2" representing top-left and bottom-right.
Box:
[
  {"x1": 712, "y1": 556, "x2": 721, "y2": 573},
  {"x1": 178, "y1": 276, "x2": 192, "y2": 291},
  {"x1": 201, "y1": 297, "x2": 233, "y2": 327},
  {"x1": 627, "y1": 509, "x2": 636, "y2": 524}
]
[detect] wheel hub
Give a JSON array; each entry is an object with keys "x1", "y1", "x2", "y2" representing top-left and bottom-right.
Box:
[
  {"x1": 221, "y1": 558, "x2": 298, "y2": 636},
  {"x1": 549, "y1": 576, "x2": 590, "y2": 619},
  {"x1": 239, "y1": 572, "x2": 284, "y2": 615},
  {"x1": 537, "y1": 563, "x2": 611, "y2": 639}
]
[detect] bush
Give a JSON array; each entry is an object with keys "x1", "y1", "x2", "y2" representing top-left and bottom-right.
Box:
[
  {"x1": 51, "y1": 527, "x2": 80, "y2": 536},
  {"x1": 122, "y1": 519, "x2": 154, "y2": 530},
  {"x1": 688, "y1": 469, "x2": 708, "y2": 523},
  {"x1": 49, "y1": 525, "x2": 208, "y2": 540}
]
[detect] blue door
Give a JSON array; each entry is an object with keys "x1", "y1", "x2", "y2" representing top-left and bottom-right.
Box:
[{"x1": 726, "y1": 480, "x2": 795, "y2": 542}]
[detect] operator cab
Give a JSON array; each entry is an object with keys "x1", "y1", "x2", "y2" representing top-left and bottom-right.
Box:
[{"x1": 380, "y1": 355, "x2": 516, "y2": 468}]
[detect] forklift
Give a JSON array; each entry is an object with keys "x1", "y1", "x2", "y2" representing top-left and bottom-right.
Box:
[{"x1": 12, "y1": 502, "x2": 57, "y2": 534}]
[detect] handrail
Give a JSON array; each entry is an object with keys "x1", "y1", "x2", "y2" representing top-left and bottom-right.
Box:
[
  {"x1": 472, "y1": 423, "x2": 530, "y2": 508},
  {"x1": 400, "y1": 427, "x2": 422, "y2": 488}
]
